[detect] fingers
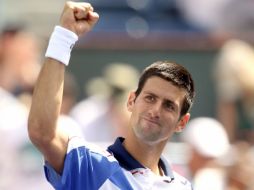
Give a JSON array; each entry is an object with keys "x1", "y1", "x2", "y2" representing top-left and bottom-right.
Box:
[
  {"x1": 71, "y1": 2, "x2": 94, "y2": 21},
  {"x1": 87, "y1": 11, "x2": 99, "y2": 26},
  {"x1": 72, "y1": 3, "x2": 99, "y2": 27},
  {"x1": 61, "y1": 1, "x2": 99, "y2": 36}
]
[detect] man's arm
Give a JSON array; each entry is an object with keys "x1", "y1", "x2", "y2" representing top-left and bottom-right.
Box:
[{"x1": 28, "y1": 2, "x2": 99, "y2": 173}]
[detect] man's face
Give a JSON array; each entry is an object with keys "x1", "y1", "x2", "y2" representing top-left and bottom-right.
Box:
[{"x1": 127, "y1": 76, "x2": 189, "y2": 144}]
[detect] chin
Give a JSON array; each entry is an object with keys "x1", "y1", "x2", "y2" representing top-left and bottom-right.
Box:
[{"x1": 135, "y1": 129, "x2": 161, "y2": 143}]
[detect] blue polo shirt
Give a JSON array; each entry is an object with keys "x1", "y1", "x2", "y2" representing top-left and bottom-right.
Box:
[{"x1": 44, "y1": 137, "x2": 193, "y2": 190}]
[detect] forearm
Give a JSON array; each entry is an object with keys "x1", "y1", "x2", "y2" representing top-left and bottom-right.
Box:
[{"x1": 28, "y1": 58, "x2": 65, "y2": 146}]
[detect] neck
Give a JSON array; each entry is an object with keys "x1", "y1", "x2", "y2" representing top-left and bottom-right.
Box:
[{"x1": 123, "y1": 133, "x2": 167, "y2": 176}]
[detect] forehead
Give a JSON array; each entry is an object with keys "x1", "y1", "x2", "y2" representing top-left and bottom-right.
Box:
[{"x1": 141, "y1": 76, "x2": 186, "y2": 102}]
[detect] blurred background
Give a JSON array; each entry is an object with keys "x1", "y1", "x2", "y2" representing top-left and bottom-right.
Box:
[{"x1": 1, "y1": 0, "x2": 254, "y2": 189}]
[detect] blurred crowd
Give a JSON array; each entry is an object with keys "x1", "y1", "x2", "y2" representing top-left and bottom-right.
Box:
[
  {"x1": 0, "y1": 25, "x2": 52, "y2": 190},
  {"x1": 1, "y1": 0, "x2": 254, "y2": 189}
]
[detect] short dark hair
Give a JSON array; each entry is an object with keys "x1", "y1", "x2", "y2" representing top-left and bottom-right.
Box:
[{"x1": 135, "y1": 61, "x2": 195, "y2": 117}]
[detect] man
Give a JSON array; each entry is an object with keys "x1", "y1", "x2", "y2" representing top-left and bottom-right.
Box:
[{"x1": 28, "y1": 1, "x2": 195, "y2": 189}]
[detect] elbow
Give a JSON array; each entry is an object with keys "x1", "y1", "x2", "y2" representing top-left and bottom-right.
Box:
[
  {"x1": 28, "y1": 115, "x2": 55, "y2": 147},
  {"x1": 28, "y1": 120, "x2": 41, "y2": 146},
  {"x1": 28, "y1": 117, "x2": 43, "y2": 147}
]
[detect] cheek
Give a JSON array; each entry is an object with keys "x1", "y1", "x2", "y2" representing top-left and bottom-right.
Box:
[
  {"x1": 130, "y1": 106, "x2": 141, "y2": 121},
  {"x1": 162, "y1": 114, "x2": 179, "y2": 129},
  {"x1": 129, "y1": 103, "x2": 145, "y2": 123}
]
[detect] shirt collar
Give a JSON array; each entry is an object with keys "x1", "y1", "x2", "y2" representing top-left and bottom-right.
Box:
[{"x1": 107, "y1": 137, "x2": 174, "y2": 179}]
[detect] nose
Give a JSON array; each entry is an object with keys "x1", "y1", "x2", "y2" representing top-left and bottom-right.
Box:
[{"x1": 148, "y1": 102, "x2": 162, "y2": 118}]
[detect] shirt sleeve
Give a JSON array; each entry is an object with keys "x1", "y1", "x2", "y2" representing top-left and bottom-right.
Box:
[{"x1": 44, "y1": 136, "x2": 120, "y2": 190}]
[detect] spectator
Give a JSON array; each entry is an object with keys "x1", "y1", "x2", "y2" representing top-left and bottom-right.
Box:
[
  {"x1": 214, "y1": 39, "x2": 254, "y2": 144},
  {"x1": 182, "y1": 117, "x2": 230, "y2": 190},
  {"x1": 0, "y1": 25, "x2": 52, "y2": 190}
]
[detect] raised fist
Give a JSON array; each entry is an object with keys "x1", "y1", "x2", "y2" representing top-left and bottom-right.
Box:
[{"x1": 60, "y1": 1, "x2": 99, "y2": 36}]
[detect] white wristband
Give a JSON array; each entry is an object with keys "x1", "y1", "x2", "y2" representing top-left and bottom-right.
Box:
[{"x1": 45, "y1": 26, "x2": 78, "y2": 66}]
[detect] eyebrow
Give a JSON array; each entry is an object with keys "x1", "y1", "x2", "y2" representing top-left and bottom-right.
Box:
[{"x1": 143, "y1": 90, "x2": 158, "y2": 98}]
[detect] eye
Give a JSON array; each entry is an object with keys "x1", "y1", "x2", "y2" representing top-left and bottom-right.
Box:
[
  {"x1": 144, "y1": 95, "x2": 155, "y2": 103},
  {"x1": 164, "y1": 101, "x2": 175, "y2": 111}
]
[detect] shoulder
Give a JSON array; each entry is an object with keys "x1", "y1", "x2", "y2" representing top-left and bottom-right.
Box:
[{"x1": 67, "y1": 136, "x2": 117, "y2": 163}]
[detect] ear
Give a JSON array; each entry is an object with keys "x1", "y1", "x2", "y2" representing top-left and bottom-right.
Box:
[
  {"x1": 127, "y1": 91, "x2": 136, "y2": 112},
  {"x1": 175, "y1": 113, "x2": 190, "y2": 133}
]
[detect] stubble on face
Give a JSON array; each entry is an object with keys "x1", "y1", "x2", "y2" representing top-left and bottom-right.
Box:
[
  {"x1": 133, "y1": 114, "x2": 163, "y2": 142},
  {"x1": 128, "y1": 77, "x2": 185, "y2": 145}
]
